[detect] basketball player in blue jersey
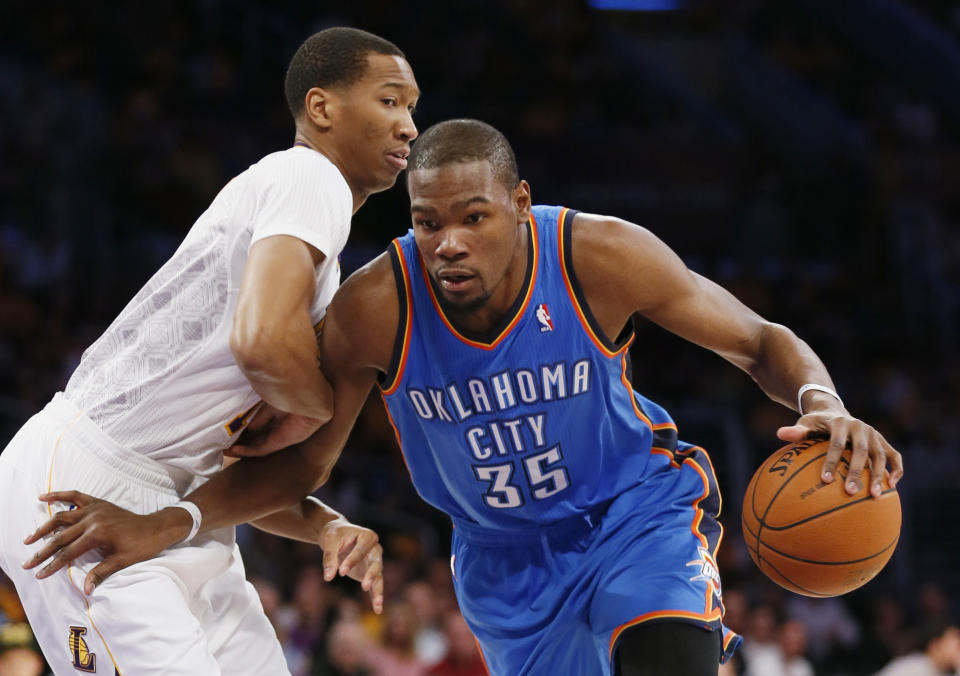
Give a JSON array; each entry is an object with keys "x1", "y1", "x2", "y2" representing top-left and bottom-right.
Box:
[{"x1": 27, "y1": 119, "x2": 903, "y2": 675}]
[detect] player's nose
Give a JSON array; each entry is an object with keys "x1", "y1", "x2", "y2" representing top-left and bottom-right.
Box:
[
  {"x1": 436, "y1": 229, "x2": 467, "y2": 260},
  {"x1": 397, "y1": 111, "x2": 417, "y2": 142}
]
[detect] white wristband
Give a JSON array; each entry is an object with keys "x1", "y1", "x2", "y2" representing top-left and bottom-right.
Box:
[
  {"x1": 797, "y1": 383, "x2": 844, "y2": 414},
  {"x1": 171, "y1": 500, "x2": 202, "y2": 543}
]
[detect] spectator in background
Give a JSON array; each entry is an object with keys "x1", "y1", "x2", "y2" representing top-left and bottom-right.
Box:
[
  {"x1": 742, "y1": 604, "x2": 781, "y2": 675},
  {"x1": 0, "y1": 573, "x2": 26, "y2": 626},
  {"x1": 746, "y1": 619, "x2": 814, "y2": 676},
  {"x1": 0, "y1": 623, "x2": 44, "y2": 676},
  {"x1": 874, "y1": 619, "x2": 960, "y2": 676},
  {"x1": 787, "y1": 594, "x2": 860, "y2": 663},
  {"x1": 717, "y1": 589, "x2": 749, "y2": 675},
  {"x1": 428, "y1": 611, "x2": 486, "y2": 676},
  {"x1": 315, "y1": 620, "x2": 372, "y2": 676},
  {"x1": 281, "y1": 565, "x2": 337, "y2": 676},
  {"x1": 406, "y1": 580, "x2": 448, "y2": 666},
  {"x1": 857, "y1": 595, "x2": 915, "y2": 674},
  {"x1": 778, "y1": 620, "x2": 814, "y2": 676},
  {"x1": 365, "y1": 601, "x2": 428, "y2": 676},
  {"x1": 918, "y1": 583, "x2": 953, "y2": 627}
]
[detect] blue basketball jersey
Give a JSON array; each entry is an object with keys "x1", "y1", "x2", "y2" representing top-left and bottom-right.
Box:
[{"x1": 379, "y1": 205, "x2": 685, "y2": 529}]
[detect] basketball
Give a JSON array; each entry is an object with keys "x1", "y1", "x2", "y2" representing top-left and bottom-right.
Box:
[{"x1": 741, "y1": 439, "x2": 901, "y2": 597}]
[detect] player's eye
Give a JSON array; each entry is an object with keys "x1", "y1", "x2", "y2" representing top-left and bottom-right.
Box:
[
  {"x1": 408, "y1": 104, "x2": 417, "y2": 115},
  {"x1": 382, "y1": 98, "x2": 397, "y2": 107},
  {"x1": 466, "y1": 213, "x2": 484, "y2": 224},
  {"x1": 417, "y1": 220, "x2": 438, "y2": 232}
]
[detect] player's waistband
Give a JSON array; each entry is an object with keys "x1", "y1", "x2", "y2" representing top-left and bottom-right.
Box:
[
  {"x1": 42, "y1": 392, "x2": 192, "y2": 496},
  {"x1": 451, "y1": 501, "x2": 613, "y2": 546}
]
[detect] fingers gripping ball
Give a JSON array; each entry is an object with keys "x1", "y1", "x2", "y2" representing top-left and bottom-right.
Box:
[{"x1": 741, "y1": 439, "x2": 901, "y2": 597}]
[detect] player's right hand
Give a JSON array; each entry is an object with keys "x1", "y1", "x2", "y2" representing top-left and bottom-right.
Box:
[
  {"x1": 777, "y1": 411, "x2": 903, "y2": 497},
  {"x1": 22, "y1": 490, "x2": 191, "y2": 594},
  {"x1": 318, "y1": 517, "x2": 384, "y2": 614},
  {"x1": 226, "y1": 404, "x2": 325, "y2": 458}
]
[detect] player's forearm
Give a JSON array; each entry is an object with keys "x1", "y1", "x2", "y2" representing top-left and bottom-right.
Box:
[
  {"x1": 232, "y1": 322, "x2": 334, "y2": 421},
  {"x1": 249, "y1": 496, "x2": 342, "y2": 543},
  {"x1": 748, "y1": 322, "x2": 846, "y2": 414},
  {"x1": 157, "y1": 445, "x2": 331, "y2": 546}
]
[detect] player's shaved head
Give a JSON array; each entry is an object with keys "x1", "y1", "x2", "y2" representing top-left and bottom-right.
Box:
[
  {"x1": 284, "y1": 27, "x2": 405, "y2": 119},
  {"x1": 408, "y1": 119, "x2": 520, "y2": 191}
]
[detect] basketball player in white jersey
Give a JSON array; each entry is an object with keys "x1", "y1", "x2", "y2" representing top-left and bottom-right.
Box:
[{"x1": 0, "y1": 27, "x2": 419, "y2": 675}]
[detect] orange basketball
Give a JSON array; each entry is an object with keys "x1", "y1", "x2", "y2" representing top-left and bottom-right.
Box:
[{"x1": 741, "y1": 439, "x2": 901, "y2": 597}]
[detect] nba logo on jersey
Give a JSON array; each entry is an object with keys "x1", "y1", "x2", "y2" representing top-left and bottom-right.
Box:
[{"x1": 535, "y1": 304, "x2": 554, "y2": 332}]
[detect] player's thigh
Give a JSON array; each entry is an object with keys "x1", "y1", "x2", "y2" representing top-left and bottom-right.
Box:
[
  {"x1": 5, "y1": 554, "x2": 222, "y2": 675},
  {"x1": 201, "y1": 545, "x2": 290, "y2": 676},
  {"x1": 81, "y1": 560, "x2": 228, "y2": 675},
  {"x1": 615, "y1": 621, "x2": 722, "y2": 676},
  {"x1": 0, "y1": 413, "x2": 57, "y2": 577}
]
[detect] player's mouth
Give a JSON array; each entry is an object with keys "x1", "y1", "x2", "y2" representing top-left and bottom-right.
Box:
[
  {"x1": 386, "y1": 147, "x2": 409, "y2": 171},
  {"x1": 437, "y1": 268, "x2": 476, "y2": 293}
]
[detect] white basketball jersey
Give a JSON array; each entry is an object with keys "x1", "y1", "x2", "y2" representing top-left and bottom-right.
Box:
[{"x1": 64, "y1": 146, "x2": 352, "y2": 478}]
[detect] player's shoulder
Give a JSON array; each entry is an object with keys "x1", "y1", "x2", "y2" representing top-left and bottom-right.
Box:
[
  {"x1": 568, "y1": 211, "x2": 660, "y2": 272},
  {"x1": 246, "y1": 147, "x2": 348, "y2": 190},
  {"x1": 337, "y1": 251, "x2": 396, "y2": 303}
]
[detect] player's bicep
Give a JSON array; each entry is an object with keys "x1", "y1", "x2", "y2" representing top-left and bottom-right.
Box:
[
  {"x1": 575, "y1": 214, "x2": 767, "y2": 369},
  {"x1": 232, "y1": 236, "x2": 324, "y2": 352},
  {"x1": 238, "y1": 236, "x2": 324, "y2": 319}
]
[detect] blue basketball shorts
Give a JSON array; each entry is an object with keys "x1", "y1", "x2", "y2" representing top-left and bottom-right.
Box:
[{"x1": 449, "y1": 445, "x2": 742, "y2": 675}]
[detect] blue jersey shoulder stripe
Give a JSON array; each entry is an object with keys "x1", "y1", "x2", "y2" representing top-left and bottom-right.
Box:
[
  {"x1": 379, "y1": 238, "x2": 414, "y2": 395},
  {"x1": 557, "y1": 209, "x2": 634, "y2": 356}
]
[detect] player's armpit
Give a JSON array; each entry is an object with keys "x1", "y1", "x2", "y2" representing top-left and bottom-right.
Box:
[
  {"x1": 569, "y1": 213, "x2": 831, "y2": 412},
  {"x1": 293, "y1": 251, "x2": 399, "y2": 469},
  {"x1": 231, "y1": 234, "x2": 333, "y2": 422},
  {"x1": 227, "y1": 404, "x2": 325, "y2": 458},
  {"x1": 570, "y1": 212, "x2": 769, "y2": 364}
]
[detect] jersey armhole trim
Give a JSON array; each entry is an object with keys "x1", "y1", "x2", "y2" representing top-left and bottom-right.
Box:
[
  {"x1": 559, "y1": 209, "x2": 633, "y2": 357},
  {"x1": 379, "y1": 240, "x2": 413, "y2": 395}
]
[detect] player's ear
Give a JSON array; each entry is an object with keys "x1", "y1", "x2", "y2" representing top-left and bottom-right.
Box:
[
  {"x1": 302, "y1": 87, "x2": 334, "y2": 131},
  {"x1": 513, "y1": 180, "x2": 532, "y2": 223}
]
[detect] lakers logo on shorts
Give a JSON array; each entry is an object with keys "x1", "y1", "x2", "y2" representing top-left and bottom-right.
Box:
[{"x1": 68, "y1": 626, "x2": 96, "y2": 672}]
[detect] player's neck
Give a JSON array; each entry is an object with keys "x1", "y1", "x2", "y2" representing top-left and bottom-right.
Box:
[{"x1": 292, "y1": 134, "x2": 369, "y2": 214}]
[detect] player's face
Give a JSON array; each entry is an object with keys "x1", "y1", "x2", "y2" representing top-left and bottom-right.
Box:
[
  {"x1": 409, "y1": 160, "x2": 531, "y2": 314},
  {"x1": 333, "y1": 54, "x2": 419, "y2": 197}
]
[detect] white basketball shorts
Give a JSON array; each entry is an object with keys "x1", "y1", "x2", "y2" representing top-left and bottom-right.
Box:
[{"x1": 0, "y1": 393, "x2": 290, "y2": 675}]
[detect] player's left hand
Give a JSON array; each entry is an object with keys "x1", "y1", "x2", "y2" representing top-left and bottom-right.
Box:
[
  {"x1": 318, "y1": 517, "x2": 384, "y2": 614},
  {"x1": 22, "y1": 490, "x2": 185, "y2": 594},
  {"x1": 226, "y1": 404, "x2": 324, "y2": 458},
  {"x1": 777, "y1": 412, "x2": 903, "y2": 498}
]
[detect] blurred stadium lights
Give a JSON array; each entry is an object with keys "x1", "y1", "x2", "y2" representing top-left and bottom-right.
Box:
[{"x1": 588, "y1": 0, "x2": 686, "y2": 10}]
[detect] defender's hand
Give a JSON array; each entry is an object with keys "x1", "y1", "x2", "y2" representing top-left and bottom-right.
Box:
[
  {"x1": 318, "y1": 517, "x2": 384, "y2": 614},
  {"x1": 777, "y1": 414, "x2": 903, "y2": 497},
  {"x1": 22, "y1": 491, "x2": 190, "y2": 594},
  {"x1": 227, "y1": 407, "x2": 324, "y2": 458}
]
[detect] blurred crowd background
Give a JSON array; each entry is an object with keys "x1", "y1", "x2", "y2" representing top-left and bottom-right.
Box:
[{"x1": 1, "y1": 1, "x2": 958, "y2": 674}]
